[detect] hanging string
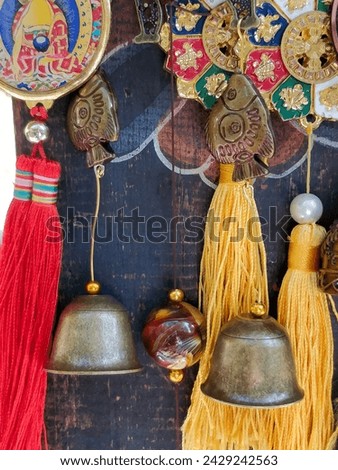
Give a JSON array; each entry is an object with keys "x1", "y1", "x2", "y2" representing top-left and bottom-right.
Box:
[
  {"x1": 306, "y1": 124, "x2": 313, "y2": 194},
  {"x1": 168, "y1": 0, "x2": 183, "y2": 448},
  {"x1": 169, "y1": 0, "x2": 178, "y2": 290},
  {"x1": 90, "y1": 164, "x2": 105, "y2": 283},
  {"x1": 30, "y1": 105, "x2": 49, "y2": 160}
]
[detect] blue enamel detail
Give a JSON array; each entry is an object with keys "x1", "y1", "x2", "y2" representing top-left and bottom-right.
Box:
[
  {"x1": 55, "y1": 0, "x2": 80, "y2": 53},
  {"x1": 165, "y1": 0, "x2": 208, "y2": 36},
  {"x1": 33, "y1": 35, "x2": 50, "y2": 52},
  {"x1": 248, "y1": 2, "x2": 289, "y2": 47},
  {"x1": 0, "y1": 0, "x2": 80, "y2": 56},
  {"x1": 0, "y1": 0, "x2": 21, "y2": 56}
]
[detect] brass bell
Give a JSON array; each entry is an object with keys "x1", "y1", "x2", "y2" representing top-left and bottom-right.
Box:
[
  {"x1": 319, "y1": 220, "x2": 338, "y2": 295},
  {"x1": 201, "y1": 304, "x2": 304, "y2": 408},
  {"x1": 47, "y1": 283, "x2": 142, "y2": 375}
]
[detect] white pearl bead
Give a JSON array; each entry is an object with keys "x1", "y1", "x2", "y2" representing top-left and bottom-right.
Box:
[
  {"x1": 24, "y1": 121, "x2": 49, "y2": 143},
  {"x1": 290, "y1": 193, "x2": 323, "y2": 224}
]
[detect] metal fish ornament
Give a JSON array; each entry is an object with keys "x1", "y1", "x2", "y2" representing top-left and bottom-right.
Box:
[
  {"x1": 67, "y1": 72, "x2": 119, "y2": 168},
  {"x1": 206, "y1": 73, "x2": 275, "y2": 182}
]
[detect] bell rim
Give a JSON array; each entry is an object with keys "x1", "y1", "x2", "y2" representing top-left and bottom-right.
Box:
[
  {"x1": 46, "y1": 366, "x2": 143, "y2": 375},
  {"x1": 201, "y1": 384, "x2": 304, "y2": 409}
]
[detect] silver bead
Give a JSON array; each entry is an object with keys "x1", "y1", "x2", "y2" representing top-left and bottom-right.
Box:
[
  {"x1": 24, "y1": 121, "x2": 49, "y2": 143},
  {"x1": 290, "y1": 193, "x2": 323, "y2": 224}
]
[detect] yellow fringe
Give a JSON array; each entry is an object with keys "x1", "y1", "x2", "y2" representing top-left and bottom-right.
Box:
[
  {"x1": 182, "y1": 164, "x2": 270, "y2": 450},
  {"x1": 269, "y1": 224, "x2": 337, "y2": 449}
]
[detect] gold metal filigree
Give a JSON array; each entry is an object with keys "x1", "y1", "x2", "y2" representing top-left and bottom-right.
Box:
[
  {"x1": 255, "y1": 14, "x2": 281, "y2": 43},
  {"x1": 261, "y1": 91, "x2": 275, "y2": 111},
  {"x1": 177, "y1": 78, "x2": 199, "y2": 99},
  {"x1": 287, "y1": 0, "x2": 309, "y2": 11},
  {"x1": 281, "y1": 12, "x2": 338, "y2": 84},
  {"x1": 279, "y1": 84, "x2": 309, "y2": 111},
  {"x1": 204, "y1": 73, "x2": 227, "y2": 96},
  {"x1": 253, "y1": 53, "x2": 275, "y2": 82},
  {"x1": 202, "y1": 2, "x2": 239, "y2": 72},
  {"x1": 176, "y1": 43, "x2": 203, "y2": 71},
  {"x1": 175, "y1": 2, "x2": 202, "y2": 32},
  {"x1": 319, "y1": 84, "x2": 338, "y2": 109},
  {"x1": 159, "y1": 23, "x2": 170, "y2": 52}
]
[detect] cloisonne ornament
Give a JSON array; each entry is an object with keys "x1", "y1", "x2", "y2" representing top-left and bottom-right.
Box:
[
  {"x1": 0, "y1": 0, "x2": 113, "y2": 449},
  {"x1": 159, "y1": 0, "x2": 338, "y2": 128},
  {"x1": 0, "y1": 0, "x2": 110, "y2": 105}
]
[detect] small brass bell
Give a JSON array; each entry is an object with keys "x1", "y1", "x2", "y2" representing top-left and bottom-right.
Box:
[
  {"x1": 201, "y1": 304, "x2": 304, "y2": 408},
  {"x1": 47, "y1": 282, "x2": 142, "y2": 375},
  {"x1": 319, "y1": 220, "x2": 338, "y2": 295}
]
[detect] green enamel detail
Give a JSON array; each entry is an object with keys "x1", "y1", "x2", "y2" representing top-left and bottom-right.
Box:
[
  {"x1": 317, "y1": 0, "x2": 330, "y2": 12},
  {"x1": 196, "y1": 64, "x2": 232, "y2": 109},
  {"x1": 272, "y1": 76, "x2": 311, "y2": 121}
]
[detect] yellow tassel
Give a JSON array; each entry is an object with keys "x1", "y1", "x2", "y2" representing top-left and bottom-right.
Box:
[
  {"x1": 269, "y1": 223, "x2": 337, "y2": 449},
  {"x1": 182, "y1": 164, "x2": 270, "y2": 450}
]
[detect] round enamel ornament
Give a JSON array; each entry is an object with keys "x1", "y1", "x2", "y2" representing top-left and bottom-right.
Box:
[{"x1": 0, "y1": 0, "x2": 111, "y2": 106}]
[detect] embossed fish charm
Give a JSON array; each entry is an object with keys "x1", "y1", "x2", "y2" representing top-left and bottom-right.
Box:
[
  {"x1": 67, "y1": 72, "x2": 119, "y2": 168},
  {"x1": 206, "y1": 73, "x2": 275, "y2": 181}
]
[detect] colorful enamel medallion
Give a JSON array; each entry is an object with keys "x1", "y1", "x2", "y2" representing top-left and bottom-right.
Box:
[
  {"x1": 159, "y1": 0, "x2": 240, "y2": 108},
  {"x1": 0, "y1": 0, "x2": 110, "y2": 105},
  {"x1": 160, "y1": 0, "x2": 338, "y2": 126},
  {"x1": 247, "y1": 0, "x2": 338, "y2": 125}
]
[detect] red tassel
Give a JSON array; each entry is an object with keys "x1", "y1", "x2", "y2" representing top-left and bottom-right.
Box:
[
  {"x1": 0, "y1": 156, "x2": 35, "y2": 438},
  {"x1": 0, "y1": 156, "x2": 62, "y2": 449},
  {"x1": 0, "y1": 155, "x2": 34, "y2": 269}
]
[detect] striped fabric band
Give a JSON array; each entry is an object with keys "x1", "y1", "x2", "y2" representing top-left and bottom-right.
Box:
[
  {"x1": 14, "y1": 168, "x2": 33, "y2": 201},
  {"x1": 32, "y1": 174, "x2": 59, "y2": 205}
]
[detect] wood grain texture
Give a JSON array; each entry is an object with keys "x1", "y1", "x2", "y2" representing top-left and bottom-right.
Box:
[{"x1": 11, "y1": 0, "x2": 338, "y2": 450}]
